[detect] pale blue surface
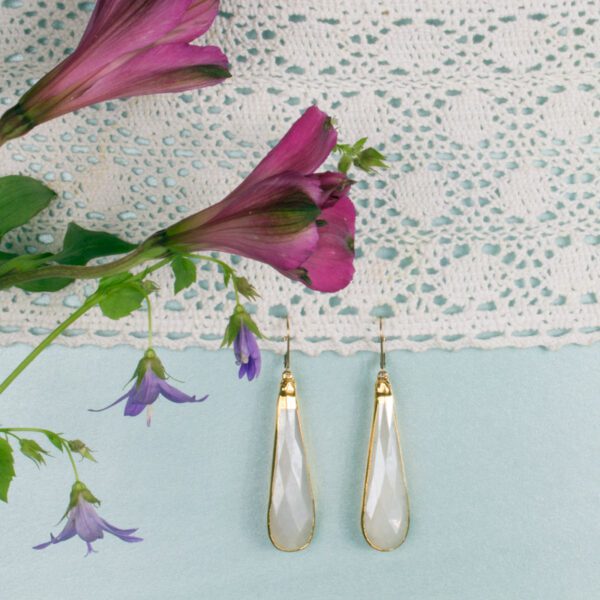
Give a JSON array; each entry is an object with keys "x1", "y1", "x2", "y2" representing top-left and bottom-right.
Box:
[{"x1": 1, "y1": 344, "x2": 599, "y2": 600}]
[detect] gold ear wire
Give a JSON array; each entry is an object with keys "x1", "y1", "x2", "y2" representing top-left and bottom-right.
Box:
[
  {"x1": 379, "y1": 317, "x2": 386, "y2": 371},
  {"x1": 284, "y1": 316, "x2": 291, "y2": 371}
]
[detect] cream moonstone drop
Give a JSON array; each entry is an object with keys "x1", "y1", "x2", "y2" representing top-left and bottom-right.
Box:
[
  {"x1": 361, "y1": 371, "x2": 410, "y2": 551},
  {"x1": 267, "y1": 370, "x2": 315, "y2": 552}
]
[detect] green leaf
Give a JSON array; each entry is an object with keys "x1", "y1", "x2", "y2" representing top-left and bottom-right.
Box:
[
  {"x1": 17, "y1": 277, "x2": 74, "y2": 292},
  {"x1": 54, "y1": 223, "x2": 137, "y2": 266},
  {"x1": 99, "y1": 282, "x2": 146, "y2": 320},
  {"x1": 0, "y1": 437, "x2": 15, "y2": 502},
  {"x1": 171, "y1": 255, "x2": 197, "y2": 294},
  {"x1": 43, "y1": 431, "x2": 64, "y2": 452},
  {"x1": 98, "y1": 272, "x2": 134, "y2": 291},
  {"x1": 19, "y1": 438, "x2": 49, "y2": 467},
  {"x1": 0, "y1": 251, "x2": 17, "y2": 264},
  {"x1": 0, "y1": 176, "x2": 56, "y2": 239}
]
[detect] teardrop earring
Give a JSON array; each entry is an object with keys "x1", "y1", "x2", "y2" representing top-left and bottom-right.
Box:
[
  {"x1": 361, "y1": 318, "x2": 410, "y2": 551},
  {"x1": 267, "y1": 318, "x2": 316, "y2": 552}
]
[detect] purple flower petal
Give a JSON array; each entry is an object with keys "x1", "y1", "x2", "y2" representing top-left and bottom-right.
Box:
[
  {"x1": 123, "y1": 399, "x2": 147, "y2": 417},
  {"x1": 158, "y1": 379, "x2": 208, "y2": 404},
  {"x1": 88, "y1": 389, "x2": 130, "y2": 413},
  {"x1": 129, "y1": 369, "x2": 161, "y2": 407},
  {"x1": 73, "y1": 500, "x2": 105, "y2": 543},
  {"x1": 100, "y1": 519, "x2": 143, "y2": 543},
  {"x1": 234, "y1": 324, "x2": 261, "y2": 381},
  {"x1": 35, "y1": 495, "x2": 141, "y2": 554}
]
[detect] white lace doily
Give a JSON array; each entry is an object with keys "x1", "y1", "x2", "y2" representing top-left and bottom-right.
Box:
[{"x1": 0, "y1": 0, "x2": 598, "y2": 355}]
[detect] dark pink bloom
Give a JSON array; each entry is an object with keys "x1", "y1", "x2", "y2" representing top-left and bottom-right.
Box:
[
  {"x1": 0, "y1": 0, "x2": 229, "y2": 144},
  {"x1": 162, "y1": 106, "x2": 356, "y2": 292},
  {"x1": 34, "y1": 482, "x2": 141, "y2": 556},
  {"x1": 90, "y1": 348, "x2": 207, "y2": 426}
]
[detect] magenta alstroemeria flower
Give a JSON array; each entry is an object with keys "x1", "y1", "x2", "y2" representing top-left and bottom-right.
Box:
[
  {"x1": 161, "y1": 106, "x2": 356, "y2": 293},
  {"x1": 90, "y1": 348, "x2": 207, "y2": 426},
  {"x1": 234, "y1": 324, "x2": 261, "y2": 381},
  {"x1": 0, "y1": 0, "x2": 229, "y2": 144},
  {"x1": 34, "y1": 482, "x2": 141, "y2": 556}
]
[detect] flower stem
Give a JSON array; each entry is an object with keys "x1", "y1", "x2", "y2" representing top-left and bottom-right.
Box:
[
  {"x1": 145, "y1": 294, "x2": 153, "y2": 349},
  {"x1": 0, "y1": 243, "x2": 162, "y2": 291},
  {"x1": 0, "y1": 257, "x2": 172, "y2": 396},
  {"x1": 191, "y1": 253, "x2": 240, "y2": 302},
  {"x1": 64, "y1": 443, "x2": 80, "y2": 482},
  {"x1": 0, "y1": 293, "x2": 100, "y2": 395}
]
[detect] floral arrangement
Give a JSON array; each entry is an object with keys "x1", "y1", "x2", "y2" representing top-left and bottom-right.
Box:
[{"x1": 0, "y1": 0, "x2": 385, "y2": 555}]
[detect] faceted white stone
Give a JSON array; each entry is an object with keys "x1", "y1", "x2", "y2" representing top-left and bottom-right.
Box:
[
  {"x1": 268, "y1": 404, "x2": 314, "y2": 551},
  {"x1": 362, "y1": 393, "x2": 409, "y2": 551}
]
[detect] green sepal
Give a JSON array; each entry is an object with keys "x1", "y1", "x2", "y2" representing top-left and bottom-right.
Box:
[
  {"x1": 334, "y1": 137, "x2": 389, "y2": 175},
  {"x1": 65, "y1": 481, "x2": 100, "y2": 516},
  {"x1": 354, "y1": 147, "x2": 388, "y2": 173},
  {"x1": 68, "y1": 439, "x2": 97, "y2": 463},
  {"x1": 19, "y1": 438, "x2": 49, "y2": 467},
  {"x1": 171, "y1": 255, "x2": 197, "y2": 294},
  {"x1": 223, "y1": 267, "x2": 232, "y2": 288},
  {"x1": 234, "y1": 276, "x2": 260, "y2": 301},
  {"x1": 337, "y1": 153, "x2": 352, "y2": 174},
  {"x1": 0, "y1": 437, "x2": 15, "y2": 503},
  {"x1": 0, "y1": 175, "x2": 56, "y2": 239},
  {"x1": 133, "y1": 348, "x2": 166, "y2": 386},
  {"x1": 221, "y1": 305, "x2": 264, "y2": 348}
]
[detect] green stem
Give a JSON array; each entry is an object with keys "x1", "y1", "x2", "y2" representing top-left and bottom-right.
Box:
[
  {"x1": 64, "y1": 444, "x2": 80, "y2": 481},
  {"x1": 190, "y1": 253, "x2": 240, "y2": 302},
  {"x1": 0, "y1": 294, "x2": 100, "y2": 395},
  {"x1": 145, "y1": 294, "x2": 153, "y2": 349},
  {"x1": 0, "y1": 257, "x2": 172, "y2": 396},
  {"x1": 0, "y1": 243, "x2": 163, "y2": 291},
  {"x1": 0, "y1": 427, "x2": 81, "y2": 481}
]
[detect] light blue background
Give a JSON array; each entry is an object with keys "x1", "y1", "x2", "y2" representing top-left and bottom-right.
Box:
[{"x1": 1, "y1": 344, "x2": 599, "y2": 599}]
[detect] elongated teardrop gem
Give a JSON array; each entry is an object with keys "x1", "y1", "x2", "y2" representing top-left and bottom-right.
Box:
[
  {"x1": 267, "y1": 370, "x2": 315, "y2": 552},
  {"x1": 361, "y1": 371, "x2": 410, "y2": 551}
]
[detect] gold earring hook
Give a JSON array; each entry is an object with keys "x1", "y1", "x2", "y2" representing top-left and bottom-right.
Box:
[
  {"x1": 379, "y1": 317, "x2": 386, "y2": 371},
  {"x1": 284, "y1": 316, "x2": 291, "y2": 370}
]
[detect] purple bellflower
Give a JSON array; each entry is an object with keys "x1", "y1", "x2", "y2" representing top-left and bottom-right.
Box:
[
  {"x1": 234, "y1": 323, "x2": 261, "y2": 381},
  {"x1": 34, "y1": 482, "x2": 142, "y2": 556},
  {"x1": 90, "y1": 348, "x2": 207, "y2": 426}
]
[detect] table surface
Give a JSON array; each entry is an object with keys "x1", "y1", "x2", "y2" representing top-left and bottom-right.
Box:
[{"x1": 1, "y1": 343, "x2": 599, "y2": 600}]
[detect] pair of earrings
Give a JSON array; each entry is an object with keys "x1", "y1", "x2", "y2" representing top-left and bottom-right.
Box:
[{"x1": 267, "y1": 319, "x2": 410, "y2": 552}]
